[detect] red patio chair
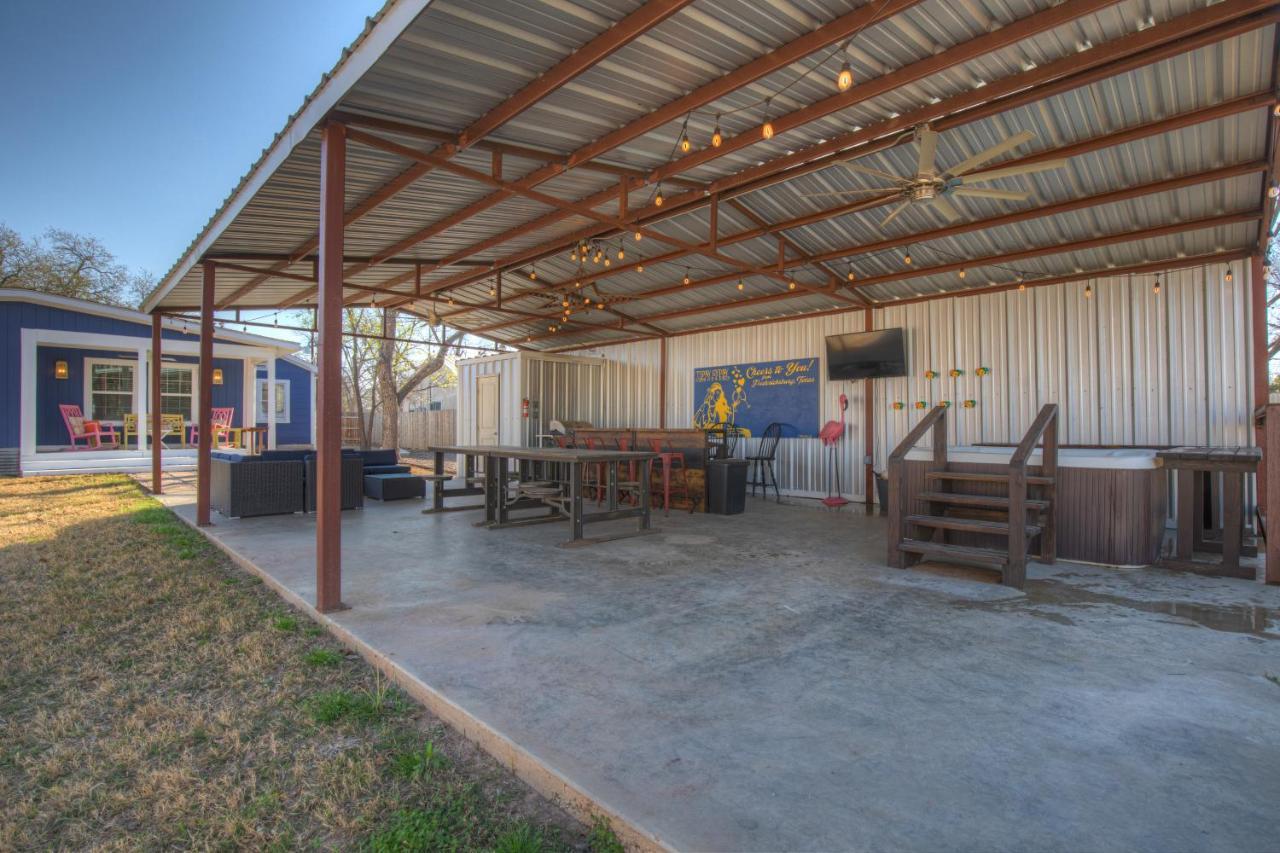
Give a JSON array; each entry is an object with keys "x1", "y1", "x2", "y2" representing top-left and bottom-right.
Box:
[
  {"x1": 189, "y1": 407, "x2": 236, "y2": 448},
  {"x1": 59, "y1": 404, "x2": 119, "y2": 450},
  {"x1": 648, "y1": 437, "x2": 692, "y2": 515}
]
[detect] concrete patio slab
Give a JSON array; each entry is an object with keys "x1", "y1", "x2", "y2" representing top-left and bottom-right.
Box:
[{"x1": 151, "y1": 474, "x2": 1280, "y2": 852}]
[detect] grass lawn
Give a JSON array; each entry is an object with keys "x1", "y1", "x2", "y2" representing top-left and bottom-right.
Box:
[{"x1": 0, "y1": 475, "x2": 613, "y2": 851}]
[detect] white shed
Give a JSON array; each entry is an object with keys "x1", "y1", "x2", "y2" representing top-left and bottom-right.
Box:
[{"x1": 456, "y1": 351, "x2": 605, "y2": 447}]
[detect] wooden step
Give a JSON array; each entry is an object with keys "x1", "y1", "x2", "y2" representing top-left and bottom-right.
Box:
[
  {"x1": 906, "y1": 514, "x2": 1042, "y2": 537},
  {"x1": 925, "y1": 471, "x2": 1053, "y2": 486},
  {"x1": 917, "y1": 491, "x2": 1050, "y2": 511},
  {"x1": 899, "y1": 539, "x2": 1009, "y2": 566}
]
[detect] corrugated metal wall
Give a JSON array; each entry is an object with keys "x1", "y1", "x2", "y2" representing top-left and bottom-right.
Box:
[
  {"x1": 582, "y1": 260, "x2": 1255, "y2": 502},
  {"x1": 457, "y1": 352, "x2": 605, "y2": 446}
]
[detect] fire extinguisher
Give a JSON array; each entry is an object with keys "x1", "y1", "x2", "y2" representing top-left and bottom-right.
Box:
[{"x1": 521, "y1": 398, "x2": 530, "y2": 418}]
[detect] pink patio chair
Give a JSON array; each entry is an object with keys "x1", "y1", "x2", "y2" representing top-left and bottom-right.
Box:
[
  {"x1": 189, "y1": 407, "x2": 236, "y2": 448},
  {"x1": 59, "y1": 404, "x2": 119, "y2": 450}
]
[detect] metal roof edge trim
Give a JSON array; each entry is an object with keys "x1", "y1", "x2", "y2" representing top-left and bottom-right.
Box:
[
  {"x1": 142, "y1": 0, "x2": 436, "y2": 315},
  {"x1": 0, "y1": 287, "x2": 301, "y2": 353}
]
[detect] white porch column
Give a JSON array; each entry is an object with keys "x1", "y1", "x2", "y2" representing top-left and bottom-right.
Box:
[
  {"x1": 19, "y1": 330, "x2": 37, "y2": 457},
  {"x1": 266, "y1": 357, "x2": 277, "y2": 450},
  {"x1": 135, "y1": 347, "x2": 147, "y2": 450},
  {"x1": 241, "y1": 358, "x2": 256, "y2": 450}
]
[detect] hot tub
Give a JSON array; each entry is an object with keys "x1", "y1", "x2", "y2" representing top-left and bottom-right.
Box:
[{"x1": 902, "y1": 445, "x2": 1166, "y2": 566}]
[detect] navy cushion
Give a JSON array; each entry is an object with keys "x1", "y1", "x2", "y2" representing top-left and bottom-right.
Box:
[
  {"x1": 359, "y1": 448, "x2": 399, "y2": 467},
  {"x1": 211, "y1": 451, "x2": 258, "y2": 463},
  {"x1": 364, "y1": 464, "x2": 411, "y2": 475},
  {"x1": 261, "y1": 449, "x2": 311, "y2": 462}
]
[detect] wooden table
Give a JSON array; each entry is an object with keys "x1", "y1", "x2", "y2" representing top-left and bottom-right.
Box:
[
  {"x1": 1157, "y1": 446, "x2": 1261, "y2": 578},
  {"x1": 237, "y1": 426, "x2": 268, "y2": 454},
  {"x1": 425, "y1": 444, "x2": 658, "y2": 545}
]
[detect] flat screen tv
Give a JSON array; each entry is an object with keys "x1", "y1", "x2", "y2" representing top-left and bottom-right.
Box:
[{"x1": 825, "y1": 328, "x2": 908, "y2": 380}]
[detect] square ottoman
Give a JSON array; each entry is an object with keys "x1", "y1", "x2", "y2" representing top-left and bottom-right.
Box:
[{"x1": 364, "y1": 472, "x2": 426, "y2": 501}]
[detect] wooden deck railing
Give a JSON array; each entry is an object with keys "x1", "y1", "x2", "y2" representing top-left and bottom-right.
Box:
[
  {"x1": 1006, "y1": 404, "x2": 1059, "y2": 585},
  {"x1": 886, "y1": 405, "x2": 948, "y2": 567}
]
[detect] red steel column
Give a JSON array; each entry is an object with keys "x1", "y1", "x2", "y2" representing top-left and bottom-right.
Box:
[
  {"x1": 196, "y1": 264, "x2": 215, "y2": 525},
  {"x1": 151, "y1": 312, "x2": 163, "y2": 494},
  {"x1": 1252, "y1": 253, "x2": 1268, "y2": 517},
  {"x1": 864, "y1": 306, "x2": 875, "y2": 509},
  {"x1": 316, "y1": 121, "x2": 346, "y2": 612}
]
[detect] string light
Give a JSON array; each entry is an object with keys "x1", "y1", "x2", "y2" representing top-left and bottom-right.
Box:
[
  {"x1": 1017, "y1": 283, "x2": 1025, "y2": 292},
  {"x1": 736, "y1": 279, "x2": 745, "y2": 291},
  {"x1": 903, "y1": 250, "x2": 912, "y2": 265},
  {"x1": 489, "y1": 283, "x2": 496, "y2": 296},
  {"x1": 836, "y1": 42, "x2": 854, "y2": 93},
  {"x1": 604, "y1": 257, "x2": 611, "y2": 267},
  {"x1": 788, "y1": 279, "x2": 797, "y2": 290},
  {"x1": 1225, "y1": 268, "x2": 1234, "y2": 283},
  {"x1": 958, "y1": 269, "x2": 966, "y2": 279},
  {"x1": 711, "y1": 114, "x2": 723, "y2": 148},
  {"x1": 596, "y1": 300, "x2": 605, "y2": 309},
  {"x1": 761, "y1": 98, "x2": 775, "y2": 141},
  {"x1": 636, "y1": 263, "x2": 644, "y2": 273},
  {"x1": 528, "y1": 266, "x2": 537, "y2": 281},
  {"x1": 634, "y1": 230, "x2": 642, "y2": 241},
  {"x1": 846, "y1": 267, "x2": 855, "y2": 282},
  {"x1": 617, "y1": 246, "x2": 625, "y2": 260},
  {"x1": 680, "y1": 132, "x2": 691, "y2": 153},
  {"x1": 682, "y1": 270, "x2": 691, "y2": 285},
  {"x1": 574, "y1": 280, "x2": 582, "y2": 288},
  {"x1": 1084, "y1": 283, "x2": 1093, "y2": 299},
  {"x1": 1152, "y1": 274, "x2": 1161, "y2": 295},
  {"x1": 654, "y1": 184, "x2": 664, "y2": 207}
]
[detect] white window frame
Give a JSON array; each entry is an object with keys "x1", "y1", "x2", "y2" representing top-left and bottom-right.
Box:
[
  {"x1": 256, "y1": 377, "x2": 291, "y2": 424},
  {"x1": 82, "y1": 358, "x2": 137, "y2": 425},
  {"x1": 83, "y1": 358, "x2": 199, "y2": 424}
]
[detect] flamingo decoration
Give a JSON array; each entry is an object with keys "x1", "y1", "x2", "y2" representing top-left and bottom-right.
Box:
[{"x1": 820, "y1": 394, "x2": 850, "y2": 507}]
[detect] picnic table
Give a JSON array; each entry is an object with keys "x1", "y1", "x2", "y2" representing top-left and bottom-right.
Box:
[
  {"x1": 1156, "y1": 446, "x2": 1261, "y2": 578},
  {"x1": 423, "y1": 444, "x2": 659, "y2": 545}
]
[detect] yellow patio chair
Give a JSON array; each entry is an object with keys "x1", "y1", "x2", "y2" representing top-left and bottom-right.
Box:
[{"x1": 123, "y1": 413, "x2": 187, "y2": 448}]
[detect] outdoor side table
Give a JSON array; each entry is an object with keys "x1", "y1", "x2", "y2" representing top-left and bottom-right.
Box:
[{"x1": 1156, "y1": 446, "x2": 1260, "y2": 579}]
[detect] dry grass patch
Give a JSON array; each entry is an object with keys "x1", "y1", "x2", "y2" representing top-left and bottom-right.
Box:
[{"x1": 0, "y1": 475, "x2": 608, "y2": 851}]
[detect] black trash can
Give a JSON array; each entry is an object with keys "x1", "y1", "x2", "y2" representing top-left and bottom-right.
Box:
[
  {"x1": 875, "y1": 472, "x2": 889, "y2": 515},
  {"x1": 707, "y1": 458, "x2": 749, "y2": 515}
]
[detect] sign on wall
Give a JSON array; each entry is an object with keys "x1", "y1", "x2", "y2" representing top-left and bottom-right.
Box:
[{"x1": 692, "y1": 357, "x2": 820, "y2": 437}]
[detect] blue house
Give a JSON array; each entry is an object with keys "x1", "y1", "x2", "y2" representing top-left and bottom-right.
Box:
[{"x1": 1, "y1": 288, "x2": 315, "y2": 476}]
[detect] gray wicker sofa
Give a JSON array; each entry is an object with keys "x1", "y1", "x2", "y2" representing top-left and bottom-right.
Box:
[{"x1": 209, "y1": 452, "x2": 304, "y2": 518}]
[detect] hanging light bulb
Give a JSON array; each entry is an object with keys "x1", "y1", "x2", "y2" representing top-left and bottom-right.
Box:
[
  {"x1": 1152, "y1": 274, "x2": 1161, "y2": 295},
  {"x1": 1269, "y1": 184, "x2": 1280, "y2": 199},
  {"x1": 736, "y1": 279, "x2": 745, "y2": 291},
  {"x1": 634, "y1": 230, "x2": 642, "y2": 241},
  {"x1": 528, "y1": 266, "x2": 537, "y2": 281},
  {"x1": 574, "y1": 280, "x2": 582, "y2": 288},
  {"x1": 1225, "y1": 268, "x2": 1234, "y2": 283},
  {"x1": 1017, "y1": 283, "x2": 1025, "y2": 292},
  {"x1": 903, "y1": 250, "x2": 912, "y2": 265},
  {"x1": 1084, "y1": 283, "x2": 1093, "y2": 299},
  {"x1": 788, "y1": 279, "x2": 797, "y2": 291},
  {"x1": 682, "y1": 270, "x2": 691, "y2": 285},
  {"x1": 604, "y1": 257, "x2": 611, "y2": 267},
  {"x1": 561, "y1": 298, "x2": 569, "y2": 308},
  {"x1": 636, "y1": 263, "x2": 644, "y2": 273},
  {"x1": 958, "y1": 269, "x2": 966, "y2": 279},
  {"x1": 570, "y1": 250, "x2": 577, "y2": 262},
  {"x1": 761, "y1": 98, "x2": 775, "y2": 141},
  {"x1": 447, "y1": 296, "x2": 454, "y2": 306},
  {"x1": 617, "y1": 247, "x2": 625, "y2": 260},
  {"x1": 489, "y1": 283, "x2": 496, "y2": 296},
  {"x1": 846, "y1": 269, "x2": 855, "y2": 282},
  {"x1": 596, "y1": 300, "x2": 605, "y2": 309},
  {"x1": 680, "y1": 132, "x2": 691, "y2": 153},
  {"x1": 711, "y1": 114, "x2": 723, "y2": 148},
  {"x1": 836, "y1": 61, "x2": 853, "y2": 92},
  {"x1": 654, "y1": 184, "x2": 664, "y2": 207}
]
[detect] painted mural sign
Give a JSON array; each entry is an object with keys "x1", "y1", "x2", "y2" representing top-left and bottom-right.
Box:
[{"x1": 692, "y1": 357, "x2": 820, "y2": 437}]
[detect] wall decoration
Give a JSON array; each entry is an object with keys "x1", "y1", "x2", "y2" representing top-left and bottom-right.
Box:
[
  {"x1": 693, "y1": 357, "x2": 820, "y2": 437},
  {"x1": 892, "y1": 401, "x2": 905, "y2": 410},
  {"x1": 914, "y1": 401, "x2": 927, "y2": 410},
  {"x1": 975, "y1": 366, "x2": 991, "y2": 376},
  {"x1": 949, "y1": 368, "x2": 963, "y2": 378},
  {"x1": 963, "y1": 400, "x2": 977, "y2": 408},
  {"x1": 923, "y1": 370, "x2": 938, "y2": 380}
]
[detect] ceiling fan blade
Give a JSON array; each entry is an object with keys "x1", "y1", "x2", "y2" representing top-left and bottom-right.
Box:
[
  {"x1": 930, "y1": 194, "x2": 961, "y2": 222},
  {"x1": 916, "y1": 126, "x2": 939, "y2": 176},
  {"x1": 842, "y1": 162, "x2": 909, "y2": 184},
  {"x1": 798, "y1": 187, "x2": 899, "y2": 198},
  {"x1": 958, "y1": 158, "x2": 1068, "y2": 185},
  {"x1": 951, "y1": 187, "x2": 1030, "y2": 201},
  {"x1": 879, "y1": 200, "x2": 912, "y2": 229},
  {"x1": 947, "y1": 130, "x2": 1035, "y2": 177}
]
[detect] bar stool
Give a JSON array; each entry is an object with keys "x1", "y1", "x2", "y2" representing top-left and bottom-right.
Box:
[
  {"x1": 583, "y1": 436, "x2": 608, "y2": 504},
  {"x1": 647, "y1": 437, "x2": 692, "y2": 515},
  {"x1": 615, "y1": 436, "x2": 642, "y2": 506}
]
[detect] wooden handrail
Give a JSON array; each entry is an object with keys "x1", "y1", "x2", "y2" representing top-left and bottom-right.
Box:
[
  {"x1": 888, "y1": 405, "x2": 948, "y2": 462},
  {"x1": 1007, "y1": 404, "x2": 1059, "y2": 582},
  {"x1": 1011, "y1": 404, "x2": 1059, "y2": 468}
]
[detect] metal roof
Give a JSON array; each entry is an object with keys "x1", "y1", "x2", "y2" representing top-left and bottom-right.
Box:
[{"x1": 145, "y1": 0, "x2": 1279, "y2": 351}]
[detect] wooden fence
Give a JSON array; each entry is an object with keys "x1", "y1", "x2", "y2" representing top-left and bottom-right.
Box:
[{"x1": 367, "y1": 409, "x2": 456, "y2": 450}]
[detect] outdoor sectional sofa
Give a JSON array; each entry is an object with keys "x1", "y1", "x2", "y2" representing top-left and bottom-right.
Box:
[{"x1": 209, "y1": 451, "x2": 304, "y2": 518}]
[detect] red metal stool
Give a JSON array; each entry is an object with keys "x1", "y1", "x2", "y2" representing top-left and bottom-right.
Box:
[
  {"x1": 583, "y1": 436, "x2": 608, "y2": 504},
  {"x1": 615, "y1": 436, "x2": 641, "y2": 506},
  {"x1": 647, "y1": 437, "x2": 692, "y2": 515}
]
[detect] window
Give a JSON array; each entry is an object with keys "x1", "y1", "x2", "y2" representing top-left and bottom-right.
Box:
[
  {"x1": 86, "y1": 361, "x2": 134, "y2": 423},
  {"x1": 158, "y1": 366, "x2": 194, "y2": 420},
  {"x1": 86, "y1": 359, "x2": 197, "y2": 424},
  {"x1": 256, "y1": 378, "x2": 291, "y2": 424}
]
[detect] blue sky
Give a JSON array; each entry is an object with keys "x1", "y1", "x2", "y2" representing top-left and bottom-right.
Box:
[{"x1": 0, "y1": 0, "x2": 383, "y2": 281}]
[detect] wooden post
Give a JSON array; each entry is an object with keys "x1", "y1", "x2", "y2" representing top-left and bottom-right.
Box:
[
  {"x1": 151, "y1": 312, "x2": 163, "y2": 494},
  {"x1": 316, "y1": 121, "x2": 346, "y2": 613},
  {"x1": 1251, "y1": 253, "x2": 1267, "y2": 516},
  {"x1": 1267, "y1": 403, "x2": 1280, "y2": 584},
  {"x1": 864, "y1": 307, "x2": 875, "y2": 509},
  {"x1": 1041, "y1": 412, "x2": 1057, "y2": 563},
  {"x1": 196, "y1": 264, "x2": 215, "y2": 526}
]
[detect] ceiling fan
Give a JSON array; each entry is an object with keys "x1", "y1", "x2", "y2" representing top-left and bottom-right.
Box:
[{"x1": 801, "y1": 124, "x2": 1067, "y2": 228}]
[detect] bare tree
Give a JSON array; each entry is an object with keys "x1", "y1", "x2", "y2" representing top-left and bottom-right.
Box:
[
  {"x1": 0, "y1": 223, "x2": 154, "y2": 307},
  {"x1": 377, "y1": 307, "x2": 464, "y2": 449}
]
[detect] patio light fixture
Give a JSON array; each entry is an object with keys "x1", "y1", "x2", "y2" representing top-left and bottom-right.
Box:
[
  {"x1": 54, "y1": 360, "x2": 69, "y2": 380},
  {"x1": 211, "y1": 368, "x2": 224, "y2": 385}
]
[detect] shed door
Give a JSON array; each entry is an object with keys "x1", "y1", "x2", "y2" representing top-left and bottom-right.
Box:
[{"x1": 476, "y1": 374, "x2": 500, "y2": 445}]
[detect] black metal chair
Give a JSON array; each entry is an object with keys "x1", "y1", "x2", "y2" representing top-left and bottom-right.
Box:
[{"x1": 747, "y1": 422, "x2": 782, "y2": 503}]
